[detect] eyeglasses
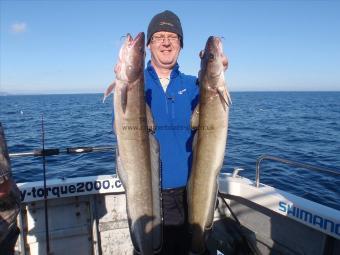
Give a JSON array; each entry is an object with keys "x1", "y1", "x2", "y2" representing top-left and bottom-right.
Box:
[{"x1": 151, "y1": 34, "x2": 179, "y2": 43}]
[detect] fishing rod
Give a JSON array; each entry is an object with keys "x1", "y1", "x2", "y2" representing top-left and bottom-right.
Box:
[
  {"x1": 41, "y1": 115, "x2": 51, "y2": 255},
  {"x1": 9, "y1": 145, "x2": 115, "y2": 158}
]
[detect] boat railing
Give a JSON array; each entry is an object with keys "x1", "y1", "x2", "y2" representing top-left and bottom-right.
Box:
[{"x1": 255, "y1": 155, "x2": 340, "y2": 188}]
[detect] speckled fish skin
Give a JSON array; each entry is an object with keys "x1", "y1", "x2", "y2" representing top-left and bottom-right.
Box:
[
  {"x1": 188, "y1": 36, "x2": 231, "y2": 254},
  {"x1": 104, "y1": 33, "x2": 161, "y2": 255}
]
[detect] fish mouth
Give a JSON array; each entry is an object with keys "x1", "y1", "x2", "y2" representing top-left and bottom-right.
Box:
[
  {"x1": 207, "y1": 36, "x2": 222, "y2": 44},
  {"x1": 202, "y1": 36, "x2": 226, "y2": 78},
  {"x1": 206, "y1": 36, "x2": 222, "y2": 52},
  {"x1": 126, "y1": 32, "x2": 145, "y2": 47}
]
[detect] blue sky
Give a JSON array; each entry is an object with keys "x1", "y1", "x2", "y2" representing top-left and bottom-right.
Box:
[{"x1": 1, "y1": 0, "x2": 340, "y2": 93}]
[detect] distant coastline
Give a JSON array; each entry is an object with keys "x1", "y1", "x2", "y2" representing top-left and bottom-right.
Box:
[
  {"x1": 1, "y1": 90, "x2": 340, "y2": 96},
  {"x1": 0, "y1": 91, "x2": 104, "y2": 96}
]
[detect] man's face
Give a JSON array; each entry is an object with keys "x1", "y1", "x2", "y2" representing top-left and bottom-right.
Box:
[{"x1": 148, "y1": 31, "x2": 181, "y2": 71}]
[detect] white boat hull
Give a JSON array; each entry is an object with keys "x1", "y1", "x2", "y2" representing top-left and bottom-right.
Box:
[{"x1": 14, "y1": 174, "x2": 340, "y2": 255}]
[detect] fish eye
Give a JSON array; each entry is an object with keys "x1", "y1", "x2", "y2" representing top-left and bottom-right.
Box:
[{"x1": 209, "y1": 53, "x2": 214, "y2": 60}]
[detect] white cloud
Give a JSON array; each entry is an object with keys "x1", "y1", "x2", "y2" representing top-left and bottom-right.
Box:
[{"x1": 11, "y1": 22, "x2": 27, "y2": 34}]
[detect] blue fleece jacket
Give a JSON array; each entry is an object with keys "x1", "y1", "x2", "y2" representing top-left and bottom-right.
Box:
[{"x1": 145, "y1": 61, "x2": 199, "y2": 189}]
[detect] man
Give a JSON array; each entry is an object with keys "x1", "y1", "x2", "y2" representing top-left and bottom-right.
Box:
[
  {"x1": 145, "y1": 10, "x2": 198, "y2": 255},
  {"x1": 0, "y1": 123, "x2": 21, "y2": 255}
]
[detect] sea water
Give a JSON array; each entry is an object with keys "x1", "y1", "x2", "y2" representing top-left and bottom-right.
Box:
[{"x1": 1, "y1": 92, "x2": 339, "y2": 210}]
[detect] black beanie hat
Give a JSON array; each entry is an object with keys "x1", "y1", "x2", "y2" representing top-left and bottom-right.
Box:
[{"x1": 147, "y1": 10, "x2": 183, "y2": 48}]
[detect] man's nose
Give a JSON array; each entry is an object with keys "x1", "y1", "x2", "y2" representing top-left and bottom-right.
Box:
[{"x1": 162, "y1": 38, "x2": 171, "y2": 45}]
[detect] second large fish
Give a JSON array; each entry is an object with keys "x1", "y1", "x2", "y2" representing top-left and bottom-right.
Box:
[
  {"x1": 104, "y1": 32, "x2": 161, "y2": 255},
  {"x1": 187, "y1": 36, "x2": 231, "y2": 254}
]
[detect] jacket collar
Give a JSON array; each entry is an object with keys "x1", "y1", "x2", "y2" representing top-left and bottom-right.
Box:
[{"x1": 146, "y1": 61, "x2": 180, "y2": 80}]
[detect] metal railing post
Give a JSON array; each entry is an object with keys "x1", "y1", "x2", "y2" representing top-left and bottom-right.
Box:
[{"x1": 255, "y1": 155, "x2": 340, "y2": 188}]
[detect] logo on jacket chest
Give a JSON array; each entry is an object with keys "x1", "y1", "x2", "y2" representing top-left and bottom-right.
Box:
[{"x1": 178, "y1": 89, "x2": 187, "y2": 95}]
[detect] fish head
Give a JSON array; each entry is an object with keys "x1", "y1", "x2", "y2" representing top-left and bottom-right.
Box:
[
  {"x1": 199, "y1": 36, "x2": 228, "y2": 88},
  {"x1": 115, "y1": 32, "x2": 146, "y2": 83}
]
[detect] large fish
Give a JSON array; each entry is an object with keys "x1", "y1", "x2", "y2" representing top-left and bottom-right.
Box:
[
  {"x1": 103, "y1": 33, "x2": 161, "y2": 255},
  {"x1": 187, "y1": 36, "x2": 231, "y2": 254}
]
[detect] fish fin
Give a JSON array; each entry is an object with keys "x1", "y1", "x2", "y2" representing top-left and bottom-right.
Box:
[
  {"x1": 103, "y1": 81, "x2": 116, "y2": 103},
  {"x1": 217, "y1": 86, "x2": 232, "y2": 107},
  {"x1": 146, "y1": 104, "x2": 156, "y2": 133},
  {"x1": 190, "y1": 104, "x2": 200, "y2": 130},
  {"x1": 191, "y1": 131, "x2": 198, "y2": 158},
  {"x1": 189, "y1": 131, "x2": 198, "y2": 181},
  {"x1": 149, "y1": 133, "x2": 162, "y2": 252},
  {"x1": 187, "y1": 131, "x2": 198, "y2": 201},
  {"x1": 224, "y1": 85, "x2": 232, "y2": 105},
  {"x1": 205, "y1": 178, "x2": 219, "y2": 230},
  {"x1": 121, "y1": 84, "x2": 128, "y2": 113},
  {"x1": 115, "y1": 149, "x2": 141, "y2": 252},
  {"x1": 115, "y1": 148, "x2": 128, "y2": 186}
]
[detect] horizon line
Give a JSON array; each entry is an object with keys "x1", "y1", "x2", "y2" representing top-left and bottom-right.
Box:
[{"x1": 1, "y1": 90, "x2": 340, "y2": 96}]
